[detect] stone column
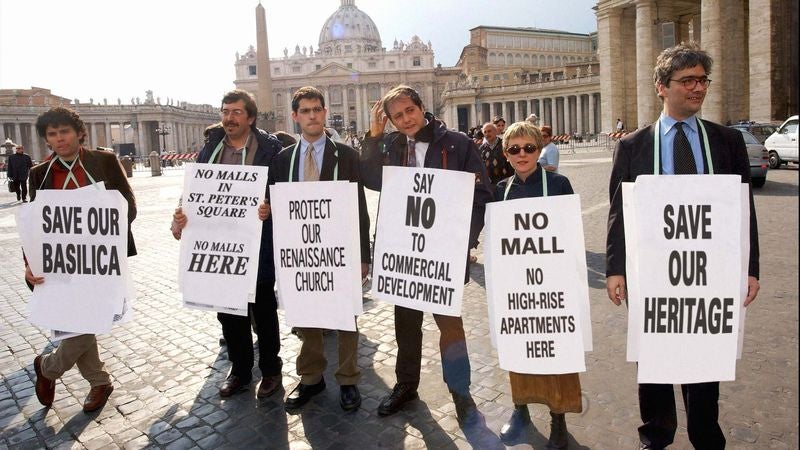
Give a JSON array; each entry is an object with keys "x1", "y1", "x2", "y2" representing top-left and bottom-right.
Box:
[
  {"x1": 550, "y1": 97, "x2": 557, "y2": 132},
  {"x1": 576, "y1": 94, "x2": 584, "y2": 134},
  {"x1": 90, "y1": 123, "x2": 98, "y2": 149},
  {"x1": 598, "y1": 7, "x2": 624, "y2": 133},
  {"x1": 513, "y1": 101, "x2": 520, "y2": 123},
  {"x1": 564, "y1": 97, "x2": 572, "y2": 134},
  {"x1": 355, "y1": 85, "x2": 363, "y2": 133},
  {"x1": 137, "y1": 121, "x2": 147, "y2": 156},
  {"x1": 589, "y1": 93, "x2": 597, "y2": 134},
  {"x1": 635, "y1": 0, "x2": 657, "y2": 128},
  {"x1": 701, "y1": 0, "x2": 724, "y2": 123},
  {"x1": 471, "y1": 102, "x2": 478, "y2": 128},
  {"x1": 13, "y1": 123, "x2": 21, "y2": 144},
  {"x1": 342, "y1": 86, "x2": 350, "y2": 130}
]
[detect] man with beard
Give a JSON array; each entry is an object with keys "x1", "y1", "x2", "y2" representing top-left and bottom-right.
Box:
[{"x1": 171, "y1": 89, "x2": 284, "y2": 399}]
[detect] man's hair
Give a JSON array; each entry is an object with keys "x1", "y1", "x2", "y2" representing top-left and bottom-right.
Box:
[
  {"x1": 492, "y1": 116, "x2": 506, "y2": 125},
  {"x1": 482, "y1": 122, "x2": 497, "y2": 133},
  {"x1": 539, "y1": 125, "x2": 553, "y2": 137},
  {"x1": 653, "y1": 42, "x2": 713, "y2": 94},
  {"x1": 382, "y1": 85, "x2": 424, "y2": 117},
  {"x1": 526, "y1": 114, "x2": 538, "y2": 124},
  {"x1": 221, "y1": 89, "x2": 258, "y2": 118},
  {"x1": 503, "y1": 122, "x2": 543, "y2": 152},
  {"x1": 35, "y1": 107, "x2": 87, "y2": 144},
  {"x1": 291, "y1": 86, "x2": 325, "y2": 113}
]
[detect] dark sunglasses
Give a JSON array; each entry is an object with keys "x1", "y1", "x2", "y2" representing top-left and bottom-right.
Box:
[{"x1": 506, "y1": 144, "x2": 538, "y2": 155}]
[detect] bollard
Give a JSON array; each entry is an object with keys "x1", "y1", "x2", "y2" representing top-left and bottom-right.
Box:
[
  {"x1": 120, "y1": 156, "x2": 134, "y2": 177},
  {"x1": 149, "y1": 151, "x2": 162, "y2": 177}
]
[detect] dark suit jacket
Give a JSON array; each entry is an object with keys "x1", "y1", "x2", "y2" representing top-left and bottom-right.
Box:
[
  {"x1": 28, "y1": 149, "x2": 138, "y2": 257},
  {"x1": 268, "y1": 138, "x2": 371, "y2": 264},
  {"x1": 606, "y1": 119, "x2": 759, "y2": 279}
]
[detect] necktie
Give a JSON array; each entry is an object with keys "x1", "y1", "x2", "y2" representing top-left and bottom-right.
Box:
[
  {"x1": 407, "y1": 139, "x2": 417, "y2": 167},
  {"x1": 303, "y1": 146, "x2": 319, "y2": 181},
  {"x1": 673, "y1": 122, "x2": 697, "y2": 175}
]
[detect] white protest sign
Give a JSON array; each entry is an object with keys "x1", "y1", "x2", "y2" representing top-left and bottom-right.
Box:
[
  {"x1": 271, "y1": 181, "x2": 362, "y2": 331},
  {"x1": 622, "y1": 182, "x2": 642, "y2": 362},
  {"x1": 178, "y1": 163, "x2": 268, "y2": 315},
  {"x1": 626, "y1": 175, "x2": 744, "y2": 384},
  {"x1": 16, "y1": 189, "x2": 130, "y2": 334},
  {"x1": 485, "y1": 195, "x2": 590, "y2": 374},
  {"x1": 371, "y1": 167, "x2": 474, "y2": 316}
]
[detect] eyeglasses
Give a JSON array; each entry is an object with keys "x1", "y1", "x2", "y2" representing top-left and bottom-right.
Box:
[
  {"x1": 668, "y1": 76, "x2": 712, "y2": 89},
  {"x1": 220, "y1": 109, "x2": 246, "y2": 118},
  {"x1": 506, "y1": 143, "x2": 538, "y2": 155},
  {"x1": 298, "y1": 106, "x2": 324, "y2": 115}
]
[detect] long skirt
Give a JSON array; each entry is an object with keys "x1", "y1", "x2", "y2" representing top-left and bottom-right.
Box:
[{"x1": 509, "y1": 372, "x2": 583, "y2": 413}]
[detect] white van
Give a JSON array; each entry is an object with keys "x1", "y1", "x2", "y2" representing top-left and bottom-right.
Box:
[{"x1": 764, "y1": 115, "x2": 798, "y2": 169}]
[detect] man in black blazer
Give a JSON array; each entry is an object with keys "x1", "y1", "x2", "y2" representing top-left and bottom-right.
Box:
[
  {"x1": 269, "y1": 86, "x2": 370, "y2": 412},
  {"x1": 171, "y1": 89, "x2": 285, "y2": 400},
  {"x1": 605, "y1": 43, "x2": 760, "y2": 450}
]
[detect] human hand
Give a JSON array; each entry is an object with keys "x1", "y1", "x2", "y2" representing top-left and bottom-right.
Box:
[
  {"x1": 361, "y1": 263, "x2": 369, "y2": 279},
  {"x1": 258, "y1": 199, "x2": 271, "y2": 221},
  {"x1": 171, "y1": 207, "x2": 187, "y2": 240},
  {"x1": 744, "y1": 276, "x2": 760, "y2": 307},
  {"x1": 370, "y1": 100, "x2": 388, "y2": 137},
  {"x1": 25, "y1": 265, "x2": 44, "y2": 286},
  {"x1": 606, "y1": 275, "x2": 626, "y2": 306}
]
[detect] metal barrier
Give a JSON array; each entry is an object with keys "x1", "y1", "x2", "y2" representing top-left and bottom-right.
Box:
[
  {"x1": 131, "y1": 154, "x2": 197, "y2": 173},
  {"x1": 550, "y1": 133, "x2": 619, "y2": 154}
]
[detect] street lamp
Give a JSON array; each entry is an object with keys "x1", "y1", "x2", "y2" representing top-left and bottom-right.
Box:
[{"x1": 154, "y1": 124, "x2": 171, "y2": 154}]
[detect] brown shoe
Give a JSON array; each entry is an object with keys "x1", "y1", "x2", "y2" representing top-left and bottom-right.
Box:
[
  {"x1": 83, "y1": 384, "x2": 113, "y2": 412},
  {"x1": 219, "y1": 375, "x2": 249, "y2": 397},
  {"x1": 257, "y1": 375, "x2": 282, "y2": 398},
  {"x1": 33, "y1": 355, "x2": 55, "y2": 407}
]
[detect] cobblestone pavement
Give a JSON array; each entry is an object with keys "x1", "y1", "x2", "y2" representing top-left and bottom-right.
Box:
[{"x1": 1, "y1": 150, "x2": 797, "y2": 449}]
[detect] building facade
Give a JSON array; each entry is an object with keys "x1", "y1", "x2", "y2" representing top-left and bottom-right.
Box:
[
  {"x1": 0, "y1": 88, "x2": 218, "y2": 161},
  {"x1": 440, "y1": 26, "x2": 602, "y2": 135},
  {"x1": 234, "y1": 0, "x2": 458, "y2": 134},
  {"x1": 596, "y1": 0, "x2": 798, "y2": 132}
]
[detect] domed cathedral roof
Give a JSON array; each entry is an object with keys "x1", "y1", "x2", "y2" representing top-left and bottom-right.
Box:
[{"x1": 318, "y1": 0, "x2": 382, "y2": 55}]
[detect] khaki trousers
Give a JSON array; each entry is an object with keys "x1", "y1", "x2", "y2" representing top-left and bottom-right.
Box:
[
  {"x1": 41, "y1": 334, "x2": 111, "y2": 387},
  {"x1": 296, "y1": 327, "x2": 360, "y2": 385}
]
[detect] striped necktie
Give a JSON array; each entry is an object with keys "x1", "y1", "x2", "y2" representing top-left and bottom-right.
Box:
[{"x1": 407, "y1": 139, "x2": 417, "y2": 167}]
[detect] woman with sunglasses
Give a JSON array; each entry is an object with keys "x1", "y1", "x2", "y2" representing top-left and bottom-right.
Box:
[{"x1": 495, "y1": 121, "x2": 581, "y2": 449}]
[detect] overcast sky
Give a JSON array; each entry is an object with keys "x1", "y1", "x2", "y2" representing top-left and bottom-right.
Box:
[{"x1": 0, "y1": 0, "x2": 597, "y2": 106}]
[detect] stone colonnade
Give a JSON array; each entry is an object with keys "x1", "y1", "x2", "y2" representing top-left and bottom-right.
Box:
[{"x1": 0, "y1": 106, "x2": 218, "y2": 161}]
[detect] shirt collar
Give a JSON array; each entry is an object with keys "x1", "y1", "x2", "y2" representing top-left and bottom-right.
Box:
[
  {"x1": 660, "y1": 112, "x2": 698, "y2": 134},
  {"x1": 300, "y1": 135, "x2": 325, "y2": 154}
]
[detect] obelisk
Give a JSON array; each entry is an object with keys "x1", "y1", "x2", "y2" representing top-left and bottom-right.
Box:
[{"x1": 256, "y1": 2, "x2": 274, "y2": 130}]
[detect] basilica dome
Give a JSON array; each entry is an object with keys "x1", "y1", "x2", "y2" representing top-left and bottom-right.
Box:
[{"x1": 318, "y1": 0, "x2": 382, "y2": 54}]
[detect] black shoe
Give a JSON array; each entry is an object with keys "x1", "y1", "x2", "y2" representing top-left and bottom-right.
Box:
[
  {"x1": 285, "y1": 378, "x2": 325, "y2": 410},
  {"x1": 453, "y1": 393, "x2": 480, "y2": 427},
  {"x1": 377, "y1": 383, "x2": 418, "y2": 416},
  {"x1": 546, "y1": 412, "x2": 568, "y2": 449},
  {"x1": 219, "y1": 375, "x2": 249, "y2": 397},
  {"x1": 500, "y1": 404, "x2": 531, "y2": 442},
  {"x1": 339, "y1": 385, "x2": 361, "y2": 411}
]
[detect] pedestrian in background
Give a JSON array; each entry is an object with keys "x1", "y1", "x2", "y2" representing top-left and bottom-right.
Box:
[{"x1": 8, "y1": 145, "x2": 33, "y2": 202}]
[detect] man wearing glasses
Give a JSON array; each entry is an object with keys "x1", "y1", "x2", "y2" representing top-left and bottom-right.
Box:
[
  {"x1": 268, "y1": 86, "x2": 371, "y2": 412},
  {"x1": 605, "y1": 42, "x2": 760, "y2": 450},
  {"x1": 171, "y1": 89, "x2": 285, "y2": 399}
]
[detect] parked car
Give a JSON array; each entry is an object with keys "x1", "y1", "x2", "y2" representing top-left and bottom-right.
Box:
[
  {"x1": 730, "y1": 121, "x2": 777, "y2": 144},
  {"x1": 764, "y1": 115, "x2": 799, "y2": 169},
  {"x1": 734, "y1": 129, "x2": 768, "y2": 188}
]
